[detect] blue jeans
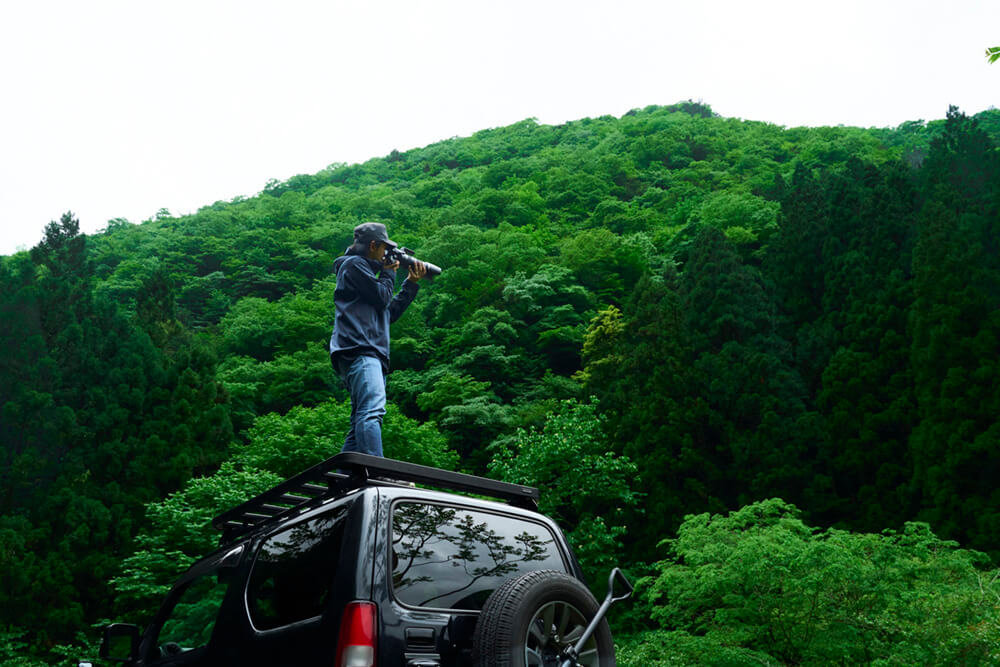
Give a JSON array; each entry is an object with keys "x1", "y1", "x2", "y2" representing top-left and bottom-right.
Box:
[{"x1": 336, "y1": 355, "x2": 386, "y2": 457}]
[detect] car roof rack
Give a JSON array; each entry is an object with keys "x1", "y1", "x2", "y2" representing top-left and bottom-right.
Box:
[{"x1": 211, "y1": 452, "x2": 540, "y2": 543}]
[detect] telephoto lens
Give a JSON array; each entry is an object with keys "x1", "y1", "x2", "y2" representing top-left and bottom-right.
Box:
[{"x1": 389, "y1": 247, "x2": 442, "y2": 277}]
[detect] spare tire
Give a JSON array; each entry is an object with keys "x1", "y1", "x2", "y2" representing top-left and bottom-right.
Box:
[{"x1": 472, "y1": 570, "x2": 615, "y2": 667}]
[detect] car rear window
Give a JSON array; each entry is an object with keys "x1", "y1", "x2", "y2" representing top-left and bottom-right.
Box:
[{"x1": 391, "y1": 502, "x2": 566, "y2": 610}]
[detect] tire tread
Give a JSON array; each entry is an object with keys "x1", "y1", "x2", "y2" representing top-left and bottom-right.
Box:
[{"x1": 472, "y1": 570, "x2": 615, "y2": 667}]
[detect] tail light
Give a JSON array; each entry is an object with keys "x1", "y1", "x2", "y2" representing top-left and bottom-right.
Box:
[{"x1": 335, "y1": 601, "x2": 377, "y2": 667}]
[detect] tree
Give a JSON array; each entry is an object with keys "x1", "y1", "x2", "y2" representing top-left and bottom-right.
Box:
[
  {"x1": 579, "y1": 271, "x2": 693, "y2": 558},
  {"x1": 489, "y1": 399, "x2": 638, "y2": 585},
  {"x1": 238, "y1": 399, "x2": 457, "y2": 476},
  {"x1": 0, "y1": 215, "x2": 232, "y2": 651},
  {"x1": 633, "y1": 499, "x2": 1000, "y2": 665},
  {"x1": 802, "y1": 159, "x2": 919, "y2": 530},
  {"x1": 30, "y1": 212, "x2": 88, "y2": 281},
  {"x1": 679, "y1": 227, "x2": 817, "y2": 512},
  {"x1": 908, "y1": 108, "x2": 1000, "y2": 554}
]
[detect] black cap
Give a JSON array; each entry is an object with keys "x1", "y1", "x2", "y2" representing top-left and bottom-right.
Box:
[{"x1": 353, "y1": 222, "x2": 397, "y2": 249}]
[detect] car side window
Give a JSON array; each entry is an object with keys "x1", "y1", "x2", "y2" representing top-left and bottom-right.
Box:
[
  {"x1": 150, "y1": 567, "x2": 233, "y2": 662},
  {"x1": 391, "y1": 502, "x2": 565, "y2": 610},
  {"x1": 246, "y1": 505, "x2": 348, "y2": 630}
]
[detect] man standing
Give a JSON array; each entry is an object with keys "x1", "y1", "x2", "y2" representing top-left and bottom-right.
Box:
[{"x1": 330, "y1": 222, "x2": 426, "y2": 457}]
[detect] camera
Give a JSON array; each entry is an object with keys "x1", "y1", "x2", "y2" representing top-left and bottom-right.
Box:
[{"x1": 385, "y1": 247, "x2": 442, "y2": 278}]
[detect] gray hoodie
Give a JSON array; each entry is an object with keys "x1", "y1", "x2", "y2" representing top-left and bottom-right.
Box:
[{"x1": 329, "y1": 249, "x2": 419, "y2": 373}]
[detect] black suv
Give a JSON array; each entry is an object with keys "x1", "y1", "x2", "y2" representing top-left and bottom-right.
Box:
[{"x1": 82, "y1": 453, "x2": 629, "y2": 667}]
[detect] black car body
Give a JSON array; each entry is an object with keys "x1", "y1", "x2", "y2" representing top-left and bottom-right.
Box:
[{"x1": 91, "y1": 453, "x2": 586, "y2": 667}]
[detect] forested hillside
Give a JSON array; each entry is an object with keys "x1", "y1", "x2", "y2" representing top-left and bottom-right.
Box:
[{"x1": 2, "y1": 102, "x2": 999, "y2": 663}]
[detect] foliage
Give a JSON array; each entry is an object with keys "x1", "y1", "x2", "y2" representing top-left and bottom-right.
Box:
[
  {"x1": 3, "y1": 103, "x2": 1000, "y2": 660},
  {"x1": 238, "y1": 399, "x2": 458, "y2": 475},
  {"x1": 634, "y1": 499, "x2": 1000, "y2": 665},
  {"x1": 111, "y1": 399, "x2": 455, "y2": 625},
  {"x1": 489, "y1": 399, "x2": 638, "y2": 585},
  {"x1": 906, "y1": 107, "x2": 1000, "y2": 553},
  {"x1": 616, "y1": 630, "x2": 778, "y2": 666},
  {"x1": 110, "y1": 461, "x2": 280, "y2": 616},
  {"x1": 0, "y1": 216, "x2": 232, "y2": 657},
  {"x1": 0, "y1": 624, "x2": 101, "y2": 667}
]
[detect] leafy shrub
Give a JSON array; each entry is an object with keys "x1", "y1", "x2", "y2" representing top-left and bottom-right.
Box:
[
  {"x1": 635, "y1": 499, "x2": 1000, "y2": 665},
  {"x1": 616, "y1": 629, "x2": 778, "y2": 666}
]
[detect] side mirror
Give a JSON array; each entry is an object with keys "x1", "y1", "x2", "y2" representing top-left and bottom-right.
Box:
[{"x1": 99, "y1": 623, "x2": 140, "y2": 662}]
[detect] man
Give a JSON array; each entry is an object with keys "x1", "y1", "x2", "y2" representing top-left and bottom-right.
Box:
[{"x1": 330, "y1": 222, "x2": 426, "y2": 457}]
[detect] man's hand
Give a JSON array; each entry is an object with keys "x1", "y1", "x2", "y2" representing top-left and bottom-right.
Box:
[{"x1": 408, "y1": 260, "x2": 427, "y2": 282}]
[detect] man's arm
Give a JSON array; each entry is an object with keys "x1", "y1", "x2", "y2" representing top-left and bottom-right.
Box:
[
  {"x1": 388, "y1": 261, "x2": 426, "y2": 323},
  {"x1": 344, "y1": 256, "x2": 397, "y2": 310},
  {"x1": 389, "y1": 281, "x2": 418, "y2": 323}
]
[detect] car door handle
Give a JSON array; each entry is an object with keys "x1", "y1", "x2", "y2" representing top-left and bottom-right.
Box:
[{"x1": 405, "y1": 626, "x2": 436, "y2": 650}]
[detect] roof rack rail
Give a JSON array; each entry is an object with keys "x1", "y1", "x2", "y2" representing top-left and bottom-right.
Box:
[{"x1": 211, "y1": 452, "x2": 540, "y2": 543}]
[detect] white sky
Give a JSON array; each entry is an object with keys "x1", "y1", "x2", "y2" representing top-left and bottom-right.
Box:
[{"x1": 0, "y1": 0, "x2": 996, "y2": 255}]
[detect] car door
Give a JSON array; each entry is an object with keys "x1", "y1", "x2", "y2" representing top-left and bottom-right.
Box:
[
  {"x1": 138, "y1": 545, "x2": 245, "y2": 667},
  {"x1": 236, "y1": 497, "x2": 356, "y2": 666}
]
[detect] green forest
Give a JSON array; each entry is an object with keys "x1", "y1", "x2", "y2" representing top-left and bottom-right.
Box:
[{"x1": 2, "y1": 102, "x2": 999, "y2": 664}]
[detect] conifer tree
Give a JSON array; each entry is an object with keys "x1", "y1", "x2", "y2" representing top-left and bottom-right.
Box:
[
  {"x1": 680, "y1": 226, "x2": 816, "y2": 512},
  {"x1": 909, "y1": 108, "x2": 1000, "y2": 553},
  {"x1": 807, "y1": 159, "x2": 919, "y2": 530},
  {"x1": 0, "y1": 215, "x2": 233, "y2": 644}
]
